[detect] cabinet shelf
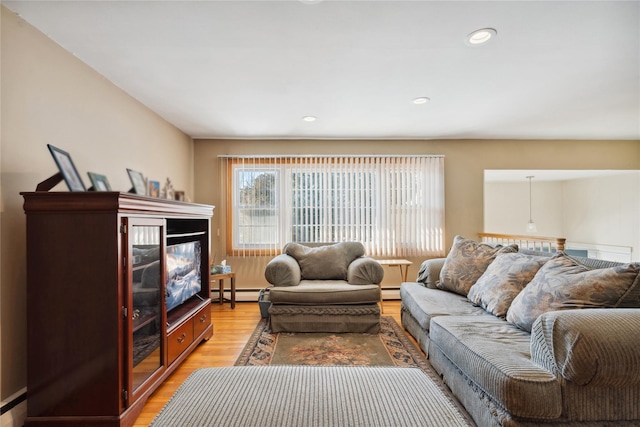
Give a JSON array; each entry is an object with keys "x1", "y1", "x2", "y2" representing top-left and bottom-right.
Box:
[
  {"x1": 167, "y1": 231, "x2": 206, "y2": 239},
  {"x1": 132, "y1": 311, "x2": 160, "y2": 333},
  {"x1": 167, "y1": 297, "x2": 210, "y2": 332}
]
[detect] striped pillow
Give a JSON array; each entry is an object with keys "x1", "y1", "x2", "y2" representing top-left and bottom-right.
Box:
[
  {"x1": 506, "y1": 253, "x2": 640, "y2": 332},
  {"x1": 438, "y1": 235, "x2": 518, "y2": 296},
  {"x1": 467, "y1": 253, "x2": 548, "y2": 318}
]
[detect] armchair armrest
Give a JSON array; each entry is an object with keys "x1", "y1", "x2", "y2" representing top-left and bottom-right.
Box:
[
  {"x1": 531, "y1": 308, "x2": 640, "y2": 386},
  {"x1": 348, "y1": 257, "x2": 384, "y2": 285},
  {"x1": 264, "y1": 254, "x2": 301, "y2": 286},
  {"x1": 416, "y1": 258, "x2": 445, "y2": 288}
]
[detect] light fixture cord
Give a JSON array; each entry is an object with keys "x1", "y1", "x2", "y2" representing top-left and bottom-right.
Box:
[{"x1": 527, "y1": 176, "x2": 533, "y2": 222}]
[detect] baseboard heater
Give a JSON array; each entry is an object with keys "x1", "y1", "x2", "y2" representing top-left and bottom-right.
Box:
[{"x1": 217, "y1": 287, "x2": 402, "y2": 302}]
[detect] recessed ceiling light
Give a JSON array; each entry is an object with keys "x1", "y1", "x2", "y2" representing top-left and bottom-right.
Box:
[
  {"x1": 302, "y1": 116, "x2": 317, "y2": 122},
  {"x1": 466, "y1": 28, "x2": 497, "y2": 46},
  {"x1": 413, "y1": 97, "x2": 430, "y2": 105}
]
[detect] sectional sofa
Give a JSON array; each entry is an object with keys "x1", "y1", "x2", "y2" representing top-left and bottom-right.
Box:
[{"x1": 401, "y1": 235, "x2": 640, "y2": 427}]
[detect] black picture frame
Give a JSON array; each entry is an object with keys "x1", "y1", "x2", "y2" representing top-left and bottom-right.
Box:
[
  {"x1": 87, "y1": 172, "x2": 112, "y2": 191},
  {"x1": 47, "y1": 144, "x2": 86, "y2": 191},
  {"x1": 127, "y1": 168, "x2": 147, "y2": 195}
]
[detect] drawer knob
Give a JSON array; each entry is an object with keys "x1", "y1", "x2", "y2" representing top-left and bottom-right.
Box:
[{"x1": 177, "y1": 332, "x2": 187, "y2": 343}]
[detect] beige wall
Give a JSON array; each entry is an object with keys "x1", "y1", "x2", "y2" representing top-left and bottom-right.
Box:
[
  {"x1": 485, "y1": 173, "x2": 640, "y2": 262},
  {"x1": 563, "y1": 173, "x2": 640, "y2": 260},
  {"x1": 0, "y1": 6, "x2": 193, "y2": 404},
  {"x1": 485, "y1": 180, "x2": 565, "y2": 237},
  {"x1": 193, "y1": 139, "x2": 640, "y2": 292}
]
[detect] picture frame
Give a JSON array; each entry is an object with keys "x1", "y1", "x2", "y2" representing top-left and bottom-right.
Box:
[
  {"x1": 87, "y1": 172, "x2": 112, "y2": 191},
  {"x1": 127, "y1": 168, "x2": 147, "y2": 195},
  {"x1": 174, "y1": 191, "x2": 185, "y2": 201},
  {"x1": 47, "y1": 144, "x2": 86, "y2": 191},
  {"x1": 148, "y1": 180, "x2": 160, "y2": 198}
]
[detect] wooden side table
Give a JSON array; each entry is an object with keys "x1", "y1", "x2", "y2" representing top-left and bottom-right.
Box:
[
  {"x1": 210, "y1": 272, "x2": 236, "y2": 309},
  {"x1": 375, "y1": 259, "x2": 413, "y2": 313}
]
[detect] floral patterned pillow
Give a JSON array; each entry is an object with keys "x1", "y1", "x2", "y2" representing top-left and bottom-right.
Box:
[
  {"x1": 437, "y1": 235, "x2": 518, "y2": 296},
  {"x1": 506, "y1": 253, "x2": 640, "y2": 332},
  {"x1": 467, "y1": 253, "x2": 548, "y2": 318}
]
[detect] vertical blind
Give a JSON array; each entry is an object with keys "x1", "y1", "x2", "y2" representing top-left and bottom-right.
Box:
[{"x1": 220, "y1": 155, "x2": 445, "y2": 258}]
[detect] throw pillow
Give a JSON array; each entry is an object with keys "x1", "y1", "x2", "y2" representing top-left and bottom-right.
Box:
[
  {"x1": 416, "y1": 259, "x2": 443, "y2": 289},
  {"x1": 437, "y1": 235, "x2": 518, "y2": 296},
  {"x1": 467, "y1": 253, "x2": 548, "y2": 318},
  {"x1": 506, "y1": 253, "x2": 640, "y2": 332},
  {"x1": 284, "y1": 242, "x2": 365, "y2": 280}
]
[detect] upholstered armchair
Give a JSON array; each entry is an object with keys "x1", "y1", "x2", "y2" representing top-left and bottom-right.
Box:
[{"x1": 264, "y1": 242, "x2": 384, "y2": 333}]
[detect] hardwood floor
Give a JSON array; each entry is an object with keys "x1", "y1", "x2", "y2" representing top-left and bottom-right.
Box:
[{"x1": 133, "y1": 300, "x2": 406, "y2": 426}]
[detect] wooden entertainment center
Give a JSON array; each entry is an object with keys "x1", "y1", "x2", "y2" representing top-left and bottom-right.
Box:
[{"x1": 21, "y1": 192, "x2": 214, "y2": 427}]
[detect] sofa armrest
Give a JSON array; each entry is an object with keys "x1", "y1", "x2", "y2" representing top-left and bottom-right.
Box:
[
  {"x1": 530, "y1": 308, "x2": 640, "y2": 386},
  {"x1": 347, "y1": 257, "x2": 384, "y2": 285},
  {"x1": 264, "y1": 254, "x2": 301, "y2": 286},
  {"x1": 415, "y1": 258, "x2": 445, "y2": 288}
]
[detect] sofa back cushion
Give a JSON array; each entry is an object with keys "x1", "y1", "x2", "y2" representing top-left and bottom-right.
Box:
[
  {"x1": 284, "y1": 242, "x2": 365, "y2": 280},
  {"x1": 467, "y1": 252, "x2": 548, "y2": 318},
  {"x1": 506, "y1": 252, "x2": 640, "y2": 332},
  {"x1": 437, "y1": 235, "x2": 518, "y2": 296}
]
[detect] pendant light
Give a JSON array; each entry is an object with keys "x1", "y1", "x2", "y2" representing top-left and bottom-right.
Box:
[{"x1": 526, "y1": 176, "x2": 537, "y2": 233}]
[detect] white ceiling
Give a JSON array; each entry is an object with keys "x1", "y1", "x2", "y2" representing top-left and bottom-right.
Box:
[
  {"x1": 4, "y1": 0, "x2": 640, "y2": 140},
  {"x1": 484, "y1": 169, "x2": 639, "y2": 182}
]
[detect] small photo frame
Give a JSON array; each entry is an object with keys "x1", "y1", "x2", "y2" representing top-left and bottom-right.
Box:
[
  {"x1": 87, "y1": 172, "x2": 112, "y2": 191},
  {"x1": 174, "y1": 191, "x2": 185, "y2": 201},
  {"x1": 127, "y1": 168, "x2": 147, "y2": 195},
  {"x1": 47, "y1": 144, "x2": 86, "y2": 191},
  {"x1": 148, "y1": 180, "x2": 160, "y2": 198}
]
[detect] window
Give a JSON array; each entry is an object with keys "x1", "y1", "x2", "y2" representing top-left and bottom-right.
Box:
[
  {"x1": 234, "y1": 166, "x2": 279, "y2": 248},
  {"x1": 223, "y1": 155, "x2": 445, "y2": 257}
]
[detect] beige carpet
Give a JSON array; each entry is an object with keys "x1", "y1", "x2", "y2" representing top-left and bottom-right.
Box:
[{"x1": 150, "y1": 366, "x2": 476, "y2": 427}]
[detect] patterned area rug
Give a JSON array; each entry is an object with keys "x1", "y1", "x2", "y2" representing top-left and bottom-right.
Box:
[{"x1": 235, "y1": 316, "x2": 432, "y2": 372}]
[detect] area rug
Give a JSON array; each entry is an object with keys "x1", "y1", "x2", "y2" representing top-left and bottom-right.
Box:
[
  {"x1": 235, "y1": 316, "x2": 430, "y2": 371},
  {"x1": 150, "y1": 366, "x2": 476, "y2": 427}
]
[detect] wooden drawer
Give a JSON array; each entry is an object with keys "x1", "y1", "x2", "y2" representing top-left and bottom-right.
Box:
[
  {"x1": 193, "y1": 306, "x2": 211, "y2": 338},
  {"x1": 167, "y1": 319, "x2": 194, "y2": 364}
]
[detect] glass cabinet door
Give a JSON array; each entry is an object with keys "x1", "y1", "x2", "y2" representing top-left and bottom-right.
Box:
[{"x1": 125, "y1": 218, "x2": 166, "y2": 404}]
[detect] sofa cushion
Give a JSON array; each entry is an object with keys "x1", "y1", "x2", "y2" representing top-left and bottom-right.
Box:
[
  {"x1": 269, "y1": 280, "x2": 380, "y2": 305},
  {"x1": 429, "y1": 315, "x2": 562, "y2": 419},
  {"x1": 399, "y1": 283, "x2": 488, "y2": 333},
  {"x1": 438, "y1": 235, "x2": 518, "y2": 296},
  {"x1": 506, "y1": 252, "x2": 640, "y2": 332},
  {"x1": 467, "y1": 252, "x2": 548, "y2": 318},
  {"x1": 284, "y1": 242, "x2": 365, "y2": 281}
]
